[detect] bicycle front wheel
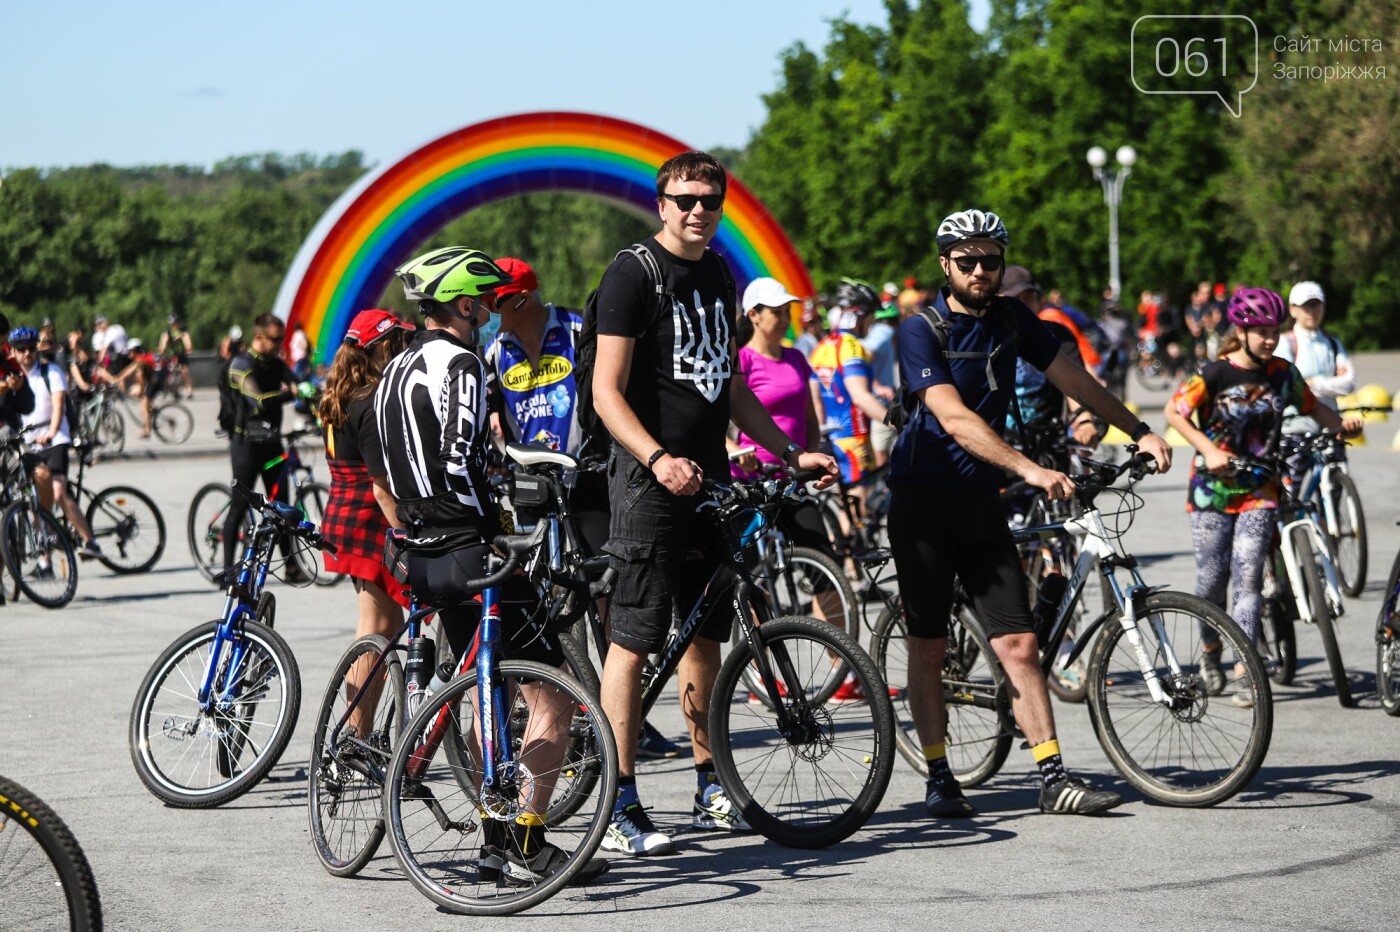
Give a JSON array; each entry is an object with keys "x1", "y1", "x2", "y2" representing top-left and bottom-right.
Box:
[
  {"x1": 383, "y1": 661, "x2": 617, "y2": 916},
  {"x1": 86, "y1": 485, "x2": 165, "y2": 574},
  {"x1": 1, "y1": 502, "x2": 78, "y2": 608},
  {"x1": 711, "y1": 615, "x2": 894, "y2": 849},
  {"x1": 308, "y1": 634, "x2": 403, "y2": 877},
  {"x1": 0, "y1": 777, "x2": 103, "y2": 931},
  {"x1": 151, "y1": 403, "x2": 194, "y2": 444},
  {"x1": 186, "y1": 483, "x2": 251, "y2": 582},
  {"x1": 1326, "y1": 471, "x2": 1367, "y2": 598},
  {"x1": 1293, "y1": 526, "x2": 1353, "y2": 707},
  {"x1": 1088, "y1": 591, "x2": 1273, "y2": 806},
  {"x1": 97, "y1": 408, "x2": 124, "y2": 453},
  {"x1": 129, "y1": 619, "x2": 301, "y2": 807}
]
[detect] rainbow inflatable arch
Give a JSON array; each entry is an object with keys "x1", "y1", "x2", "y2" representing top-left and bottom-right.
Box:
[{"x1": 273, "y1": 111, "x2": 813, "y2": 357}]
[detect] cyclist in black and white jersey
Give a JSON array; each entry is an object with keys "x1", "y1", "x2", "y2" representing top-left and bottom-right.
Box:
[{"x1": 373, "y1": 245, "x2": 606, "y2": 887}]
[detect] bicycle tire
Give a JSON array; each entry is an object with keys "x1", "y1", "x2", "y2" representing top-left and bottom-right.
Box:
[
  {"x1": 1259, "y1": 594, "x2": 1297, "y2": 686},
  {"x1": 767, "y1": 545, "x2": 859, "y2": 633},
  {"x1": 129, "y1": 619, "x2": 301, "y2": 807},
  {"x1": 383, "y1": 660, "x2": 617, "y2": 916},
  {"x1": 0, "y1": 502, "x2": 78, "y2": 608},
  {"x1": 1327, "y1": 471, "x2": 1367, "y2": 598},
  {"x1": 186, "y1": 483, "x2": 252, "y2": 582},
  {"x1": 1087, "y1": 590, "x2": 1273, "y2": 806},
  {"x1": 308, "y1": 634, "x2": 403, "y2": 877},
  {"x1": 85, "y1": 484, "x2": 165, "y2": 574},
  {"x1": 98, "y1": 408, "x2": 124, "y2": 453},
  {"x1": 710, "y1": 615, "x2": 894, "y2": 849},
  {"x1": 872, "y1": 601, "x2": 1011, "y2": 785},
  {"x1": 0, "y1": 776, "x2": 103, "y2": 931},
  {"x1": 296, "y1": 481, "x2": 342, "y2": 586},
  {"x1": 1376, "y1": 548, "x2": 1400, "y2": 716},
  {"x1": 151, "y1": 403, "x2": 194, "y2": 445},
  {"x1": 1293, "y1": 527, "x2": 1353, "y2": 707}
]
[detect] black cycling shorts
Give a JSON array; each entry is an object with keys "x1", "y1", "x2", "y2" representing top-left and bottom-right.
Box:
[
  {"x1": 886, "y1": 484, "x2": 1034, "y2": 640},
  {"x1": 22, "y1": 444, "x2": 70, "y2": 478}
]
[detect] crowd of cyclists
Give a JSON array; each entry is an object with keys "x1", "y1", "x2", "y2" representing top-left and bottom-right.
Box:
[{"x1": 4, "y1": 148, "x2": 1390, "y2": 919}]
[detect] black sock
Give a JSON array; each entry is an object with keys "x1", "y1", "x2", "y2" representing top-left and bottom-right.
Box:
[{"x1": 1033, "y1": 739, "x2": 1068, "y2": 787}]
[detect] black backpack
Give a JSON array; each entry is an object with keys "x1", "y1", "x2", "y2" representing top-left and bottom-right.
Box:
[
  {"x1": 216, "y1": 355, "x2": 238, "y2": 435},
  {"x1": 884, "y1": 298, "x2": 1023, "y2": 437},
  {"x1": 574, "y1": 243, "x2": 735, "y2": 460}
]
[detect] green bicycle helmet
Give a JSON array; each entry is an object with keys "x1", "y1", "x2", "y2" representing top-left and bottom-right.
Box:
[{"x1": 394, "y1": 246, "x2": 513, "y2": 308}]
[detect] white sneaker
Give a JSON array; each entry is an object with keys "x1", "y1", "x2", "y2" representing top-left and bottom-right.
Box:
[
  {"x1": 693, "y1": 783, "x2": 753, "y2": 832},
  {"x1": 601, "y1": 802, "x2": 674, "y2": 856}
]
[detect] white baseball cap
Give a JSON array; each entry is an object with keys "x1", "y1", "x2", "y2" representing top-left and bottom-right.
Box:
[
  {"x1": 1289, "y1": 281, "x2": 1325, "y2": 306},
  {"x1": 741, "y1": 276, "x2": 801, "y2": 312}
]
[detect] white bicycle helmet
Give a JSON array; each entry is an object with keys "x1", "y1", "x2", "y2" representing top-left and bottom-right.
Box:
[{"x1": 936, "y1": 209, "x2": 1009, "y2": 254}]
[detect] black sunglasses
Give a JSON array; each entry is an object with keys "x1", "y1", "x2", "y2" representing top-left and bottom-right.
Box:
[
  {"x1": 662, "y1": 192, "x2": 724, "y2": 212},
  {"x1": 948, "y1": 254, "x2": 1004, "y2": 273}
]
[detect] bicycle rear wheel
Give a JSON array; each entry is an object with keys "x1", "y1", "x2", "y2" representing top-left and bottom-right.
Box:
[
  {"x1": 129, "y1": 619, "x2": 301, "y2": 807},
  {"x1": 1326, "y1": 472, "x2": 1367, "y2": 598},
  {"x1": 0, "y1": 777, "x2": 103, "y2": 932},
  {"x1": 710, "y1": 615, "x2": 894, "y2": 848},
  {"x1": 309, "y1": 634, "x2": 403, "y2": 877},
  {"x1": 1258, "y1": 594, "x2": 1297, "y2": 686},
  {"x1": 1, "y1": 502, "x2": 78, "y2": 608},
  {"x1": 762, "y1": 545, "x2": 858, "y2": 641},
  {"x1": 186, "y1": 483, "x2": 252, "y2": 582},
  {"x1": 97, "y1": 408, "x2": 124, "y2": 453},
  {"x1": 1088, "y1": 591, "x2": 1272, "y2": 806},
  {"x1": 86, "y1": 484, "x2": 165, "y2": 574},
  {"x1": 151, "y1": 403, "x2": 194, "y2": 444},
  {"x1": 383, "y1": 661, "x2": 617, "y2": 916},
  {"x1": 295, "y1": 481, "x2": 342, "y2": 586},
  {"x1": 1293, "y1": 526, "x2": 1353, "y2": 707}
]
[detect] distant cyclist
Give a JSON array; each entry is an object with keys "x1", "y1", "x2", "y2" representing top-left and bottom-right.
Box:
[
  {"x1": 157, "y1": 315, "x2": 194, "y2": 398},
  {"x1": 809, "y1": 278, "x2": 889, "y2": 486},
  {"x1": 1275, "y1": 281, "x2": 1355, "y2": 435}
]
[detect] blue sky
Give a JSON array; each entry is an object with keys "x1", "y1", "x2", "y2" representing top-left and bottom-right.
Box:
[{"x1": 2, "y1": 0, "x2": 988, "y2": 171}]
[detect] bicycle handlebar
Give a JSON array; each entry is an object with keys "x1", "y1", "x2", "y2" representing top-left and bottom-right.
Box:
[
  {"x1": 1071, "y1": 448, "x2": 1158, "y2": 502},
  {"x1": 230, "y1": 481, "x2": 337, "y2": 554}
]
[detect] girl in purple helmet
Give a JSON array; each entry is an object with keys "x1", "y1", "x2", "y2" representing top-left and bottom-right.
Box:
[{"x1": 1163, "y1": 287, "x2": 1362, "y2": 707}]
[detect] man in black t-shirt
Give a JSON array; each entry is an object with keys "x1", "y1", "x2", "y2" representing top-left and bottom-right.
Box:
[{"x1": 591, "y1": 151, "x2": 836, "y2": 856}]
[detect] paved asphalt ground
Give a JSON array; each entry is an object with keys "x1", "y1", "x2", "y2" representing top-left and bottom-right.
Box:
[{"x1": 4, "y1": 357, "x2": 1399, "y2": 931}]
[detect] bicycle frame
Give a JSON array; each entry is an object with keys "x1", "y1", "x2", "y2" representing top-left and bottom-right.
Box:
[
  {"x1": 1275, "y1": 504, "x2": 1345, "y2": 620},
  {"x1": 197, "y1": 521, "x2": 278, "y2": 712}
]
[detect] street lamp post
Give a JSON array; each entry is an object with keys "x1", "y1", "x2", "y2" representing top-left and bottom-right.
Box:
[{"x1": 1086, "y1": 145, "x2": 1136, "y2": 301}]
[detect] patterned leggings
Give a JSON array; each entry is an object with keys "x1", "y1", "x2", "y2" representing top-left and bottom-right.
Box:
[{"x1": 1189, "y1": 509, "x2": 1274, "y2": 644}]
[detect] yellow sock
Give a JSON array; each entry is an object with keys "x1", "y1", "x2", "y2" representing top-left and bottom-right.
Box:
[
  {"x1": 514, "y1": 812, "x2": 545, "y2": 855},
  {"x1": 922, "y1": 743, "x2": 947, "y2": 762},
  {"x1": 515, "y1": 812, "x2": 544, "y2": 828},
  {"x1": 1031, "y1": 739, "x2": 1061, "y2": 763}
]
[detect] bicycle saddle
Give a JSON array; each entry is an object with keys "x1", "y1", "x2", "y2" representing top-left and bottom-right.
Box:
[{"x1": 506, "y1": 442, "x2": 578, "y2": 470}]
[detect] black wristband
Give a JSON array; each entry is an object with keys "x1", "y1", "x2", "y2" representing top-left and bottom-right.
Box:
[
  {"x1": 781, "y1": 442, "x2": 803, "y2": 465},
  {"x1": 646, "y1": 448, "x2": 667, "y2": 471},
  {"x1": 1130, "y1": 421, "x2": 1152, "y2": 442}
]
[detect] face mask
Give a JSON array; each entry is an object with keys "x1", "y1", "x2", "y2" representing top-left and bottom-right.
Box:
[{"x1": 475, "y1": 311, "x2": 501, "y2": 347}]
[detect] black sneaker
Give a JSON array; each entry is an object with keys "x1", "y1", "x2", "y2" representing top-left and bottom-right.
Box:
[
  {"x1": 1039, "y1": 777, "x2": 1122, "y2": 815},
  {"x1": 637, "y1": 721, "x2": 681, "y2": 759},
  {"x1": 501, "y1": 841, "x2": 609, "y2": 888},
  {"x1": 925, "y1": 778, "x2": 977, "y2": 818}
]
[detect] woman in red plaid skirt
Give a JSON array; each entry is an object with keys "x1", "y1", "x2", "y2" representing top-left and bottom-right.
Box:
[{"x1": 318, "y1": 309, "x2": 417, "y2": 640}]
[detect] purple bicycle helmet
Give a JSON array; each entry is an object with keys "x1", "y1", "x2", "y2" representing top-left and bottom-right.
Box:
[{"x1": 1226, "y1": 287, "x2": 1287, "y2": 328}]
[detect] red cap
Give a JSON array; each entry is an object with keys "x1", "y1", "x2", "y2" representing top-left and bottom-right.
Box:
[
  {"x1": 494, "y1": 257, "x2": 538, "y2": 298},
  {"x1": 904, "y1": 276, "x2": 918, "y2": 289},
  {"x1": 344, "y1": 309, "x2": 415, "y2": 347}
]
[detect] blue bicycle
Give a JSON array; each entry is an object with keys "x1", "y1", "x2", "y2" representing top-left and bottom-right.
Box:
[
  {"x1": 356, "y1": 524, "x2": 618, "y2": 915},
  {"x1": 129, "y1": 483, "x2": 332, "y2": 807}
]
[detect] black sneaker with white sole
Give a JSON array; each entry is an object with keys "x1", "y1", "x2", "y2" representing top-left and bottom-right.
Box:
[
  {"x1": 501, "y1": 842, "x2": 609, "y2": 887},
  {"x1": 1039, "y1": 777, "x2": 1122, "y2": 815}
]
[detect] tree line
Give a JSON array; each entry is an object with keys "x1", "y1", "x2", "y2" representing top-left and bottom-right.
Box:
[{"x1": 1, "y1": 0, "x2": 1396, "y2": 349}]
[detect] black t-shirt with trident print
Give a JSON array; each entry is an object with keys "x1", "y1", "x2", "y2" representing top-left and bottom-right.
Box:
[{"x1": 594, "y1": 237, "x2": 737, "y2": 479}]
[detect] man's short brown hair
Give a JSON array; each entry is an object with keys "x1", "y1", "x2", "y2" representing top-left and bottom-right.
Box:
[
  {"x1": 253, "y1": 313, "x2": 284, "y2": 338},
  {"x1": 655, "y1": 150, "x2": 727, "y2": 198}
]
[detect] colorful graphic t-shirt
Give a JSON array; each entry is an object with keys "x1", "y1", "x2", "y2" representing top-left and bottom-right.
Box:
[
  {"x1": 810, "y1": 331, "x2": 873, "y2": 482},
  {"x1": 732, "y1": 346, "x2": 813, "y2": 479},
  {"x1": 485, "y1": 305, "x2": 583, "y2": 454},
  {"x1": 1171, "y1": 357, "x2": 1316, "y2": 513}
]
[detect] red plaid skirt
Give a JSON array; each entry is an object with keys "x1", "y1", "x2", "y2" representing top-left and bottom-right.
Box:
[{"x1": 322, "y1": 460, "x2": 409, "y2": 608}]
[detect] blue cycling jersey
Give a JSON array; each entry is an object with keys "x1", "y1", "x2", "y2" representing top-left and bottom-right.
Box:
[{"x1": 484, "y1": 305, "x2": 583, "y2": 453}]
